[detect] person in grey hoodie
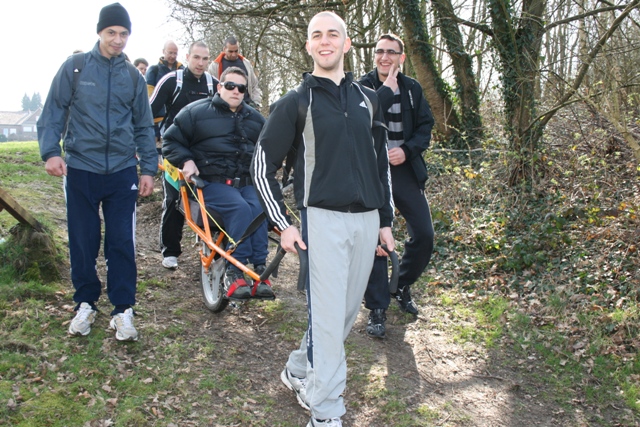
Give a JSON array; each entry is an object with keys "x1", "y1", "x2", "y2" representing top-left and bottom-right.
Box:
[{"x1": 37, "y1": 2, "x2": 157, "y2": 342}]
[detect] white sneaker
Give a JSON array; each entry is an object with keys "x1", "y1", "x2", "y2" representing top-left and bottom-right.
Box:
[
  {"x1": 68, "y1": 302, "x2": 97, "y2": 336},
  {"x1": 307, "y1": 418, "x2": 342, "y2": 427},
  {"x1": 162, "y1": 256, "x2": 178, "y2": 269},
  {"x1": 109, "y1": 308, "x2": 138, "y2": 341},
  {"x1": 281, "y1": 367, "x2": 310, "y2": 410}
]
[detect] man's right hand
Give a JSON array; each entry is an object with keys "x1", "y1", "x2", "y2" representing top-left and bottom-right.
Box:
[
  {"x1": 181, "y1": 160, "x2": 199, "y2": 183},
  {"x1": 45, "y1": 156, "x2": 67, "y2": 177},
  {"x1": 383, "y1": 63, "x2": 400, "y2": 93},
  {"x1": 281, "y1": 225, "x2": 307, "y2": 253}
]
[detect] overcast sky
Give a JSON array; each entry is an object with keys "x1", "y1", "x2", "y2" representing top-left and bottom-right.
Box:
[{"x1": 0, "y1": 0, "x2": 187, "y2": 111}]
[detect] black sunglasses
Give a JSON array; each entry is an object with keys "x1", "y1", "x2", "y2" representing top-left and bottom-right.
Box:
[{"x1": 221, "y1": 81, "x2": 247, "y2": 93}]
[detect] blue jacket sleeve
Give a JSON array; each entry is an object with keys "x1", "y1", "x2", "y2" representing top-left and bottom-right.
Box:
[
  {"x1": 146, "y1": 65, "x2": 159, "y2": 87},
  {"x1": 37, "y1": 59, "x2": 74, "y2": 161}
]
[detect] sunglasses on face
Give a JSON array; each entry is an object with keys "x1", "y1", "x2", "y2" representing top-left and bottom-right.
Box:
[{"x1": 221, "y1": 81, "x2": 247, "y2": 93}]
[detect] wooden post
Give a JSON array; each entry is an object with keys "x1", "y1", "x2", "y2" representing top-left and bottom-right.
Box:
[{"x1": 0, "y1": 186, "x2": 45, "y2": 232}]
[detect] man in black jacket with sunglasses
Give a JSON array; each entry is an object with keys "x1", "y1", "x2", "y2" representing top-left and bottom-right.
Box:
[{"x1": 162, "y1": 67, "x2": 273, "y2": 300}]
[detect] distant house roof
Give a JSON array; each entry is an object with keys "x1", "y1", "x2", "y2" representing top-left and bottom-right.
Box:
[{"x1": 0, "y1": 108, "x2": 42, "y2": 126}]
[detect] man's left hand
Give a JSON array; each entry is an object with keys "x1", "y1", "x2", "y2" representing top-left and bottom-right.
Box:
[
  {"x1": 138, "y1": 175, "x2": 154, "y2": 197},
  {"x1": 378, "y1": 227, "x2": 395, "y2": 254},
  {"x1": 388, "y1": 147, "x2": 406, "y2": 166}
]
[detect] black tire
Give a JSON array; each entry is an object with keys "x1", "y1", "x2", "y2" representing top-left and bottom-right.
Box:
[{"x1": 200, "y1": 242, "x2": 229, "y2": 313}]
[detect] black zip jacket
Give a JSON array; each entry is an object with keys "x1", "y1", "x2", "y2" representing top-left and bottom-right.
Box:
[
  {"x1": 162, "y1": 94, "x2": 265, "y2": 181},
  {"x1": 251, "y1": 72, "x2": 393, "y2": 232},
  {"x1": 149, "y1": 67, "x2": 218, "y2": 131},
  {"x1": 359, "y1": 69, "x2": 435, "y2": 188}
]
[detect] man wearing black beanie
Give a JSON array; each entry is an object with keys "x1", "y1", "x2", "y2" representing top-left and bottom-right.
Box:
[
  {"x1": 37, "y1": 3, "x2": 156, "y2": 342},
  {"x1": 97, "y1": 2, "x2": 132, "y2": 34}
]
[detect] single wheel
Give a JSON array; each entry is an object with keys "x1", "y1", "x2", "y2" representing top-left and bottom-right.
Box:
[{"x1": 200, "y1": 242, "x2": 229, "y2": 313}]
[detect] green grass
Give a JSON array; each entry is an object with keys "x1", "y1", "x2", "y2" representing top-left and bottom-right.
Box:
[
  {"x1": 0, "y1": 141, "x2": 62, "y2": 234},
  {"x1": 425, "y1": 282, "x2": 640, "y2": 423},
  {"x1": 1, "y1": 139, "x2": 639, "y2": 425}
]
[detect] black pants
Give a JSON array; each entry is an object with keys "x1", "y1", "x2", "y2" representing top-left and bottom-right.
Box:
[
  {"x1": 160, "y1": 176, "x2": 184, "y2": 258},
  {"x1": 364, "y1": 162, "x2": 434, "y2": 310}
]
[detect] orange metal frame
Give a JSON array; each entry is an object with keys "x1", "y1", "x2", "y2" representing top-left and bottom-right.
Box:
[
  {"x1": 158, "y1": 163, "x2": 263, "y2": 283},
  {"x1": 178, "y1": 174, "x2": 262, "y2": 283}
]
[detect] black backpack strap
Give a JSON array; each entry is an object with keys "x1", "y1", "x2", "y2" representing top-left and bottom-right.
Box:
[
  {"x1": 125, "y1": 60, "x2": 140, "y2": 96},
  {"x1": 282, "y1": 84, "x2": 309, "y2": 186},
  {"x1": 294, "y1": 83, "x2": 309, "y2": 144},
  {"x1": 71, "y1": 52, "x2": 86, "y2": 99},
  {"x1": 63, "y1": 53, "x2": 86, "y2": 138},
  {"x1": 204, "y1": 71, "x2": 215, "y2": 96},
  {"x1": 158, "y1": 70, "x2": 183, "y2": 134}
]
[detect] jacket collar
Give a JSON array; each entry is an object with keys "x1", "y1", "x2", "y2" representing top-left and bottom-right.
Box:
[
  {"x1": 159, "y1": 56, "x2": 182, "y2": 70},
  {"x1": 183, "y1": 67, "x2": 204, "y2": 81},
  {"x1": 214, "y1": 52, "x2": 246, "y2": 65},
  {"x1": 90, "y1": 41, "x2": 126, "y2": 65},
  {"x1": 211, "y1": 93, "x2": 247, "y2": 115},
  {"x1": 303, "y1": 71, "x2": 354, "y2": 88}
]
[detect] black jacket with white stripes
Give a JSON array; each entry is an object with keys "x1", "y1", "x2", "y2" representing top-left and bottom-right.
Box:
[{"x1": 251, "y1": 72, "x2": 393, "y2": 232}]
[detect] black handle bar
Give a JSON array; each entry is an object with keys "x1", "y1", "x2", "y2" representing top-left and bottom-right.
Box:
[{"x1": 381, "y1": 244, "x2": 399, "y2": 294}]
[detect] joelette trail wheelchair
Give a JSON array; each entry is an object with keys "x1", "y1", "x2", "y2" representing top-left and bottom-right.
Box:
[{"x1": 176, "y1": 173, "x2": 288, "y2": 313}]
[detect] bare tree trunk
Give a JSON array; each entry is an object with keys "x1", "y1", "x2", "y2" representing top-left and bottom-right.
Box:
[
  {"x1": 577, "y1": 0, "x2": 589, "y2": 93},
  {"x1": 397, "y1": 0, "x2": 461, "y2": 145},
  {"x1": 487, "y1": 0, "x2": 547, "y2": 185},
  {"x1": 432, "y1": 0, "x2": 484, "y2": 147}
]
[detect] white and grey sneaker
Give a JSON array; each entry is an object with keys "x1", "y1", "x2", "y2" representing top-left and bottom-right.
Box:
[
  {"x1": 281, "y1": 367, "x2": 310, "y2": 410},
  {"x1": 162, "y1": 256, "x2": 178, "y2": 269},
  {"x1": 68, "y1": 302, "x2": 97, "y2": 336},
  {"x1": 307, "y1": 417, "x2": 342, "y2": 427},
  {"x1": 109, "y1": 308, "x2": 138, "y2": 341}
]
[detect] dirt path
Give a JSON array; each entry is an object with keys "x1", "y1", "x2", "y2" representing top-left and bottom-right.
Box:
[{"x1": 126, "y1": 179, "x2": 578, "y2": 427}]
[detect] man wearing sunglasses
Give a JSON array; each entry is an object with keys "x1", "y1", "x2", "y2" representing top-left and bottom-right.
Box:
[
  {"x1": 162, "y1": 67, "x2": 273, "y2": 300},
  {"x1": 359, "y1": 34, "x2": 435, "y2": 337}
]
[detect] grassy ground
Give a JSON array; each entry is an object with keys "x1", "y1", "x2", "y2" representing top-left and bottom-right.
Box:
[{"x1": 0, "y1": 131, "x2": 639, "y2": 426}]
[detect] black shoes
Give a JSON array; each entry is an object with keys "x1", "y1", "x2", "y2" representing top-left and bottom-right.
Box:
[
  {"x1": 225, "y1": 267, "x2": 251, "y2": 299},
  {"x1": 252, "y1": 264, "x2": 275, "y2": 299},
  {"x1": 366, "y1": 308, "x2": 387, "y2": 338},
  {"x1": 393, "y1": 286, "x2": 419, "y2": 315}
]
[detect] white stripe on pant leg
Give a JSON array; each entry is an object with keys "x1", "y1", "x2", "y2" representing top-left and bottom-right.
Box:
[{"x1": 305, "y1": 207, "x2": 349, "y2": 418}]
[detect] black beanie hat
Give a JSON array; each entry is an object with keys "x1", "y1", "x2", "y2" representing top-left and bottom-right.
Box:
[{"x1": 97, "y1": 3, "x2": 132, "y2": 34}]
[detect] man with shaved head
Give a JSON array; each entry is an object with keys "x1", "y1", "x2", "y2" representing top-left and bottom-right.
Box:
[
  {"x1": 251, "y1": 11, "x2": 394, "y2": 427},
  {"x1": 146, "y1": 40, "x2": 185, "y2": 143},
  {"x1": 146, "y1": 40, "x2": 182, "y2": 89}
]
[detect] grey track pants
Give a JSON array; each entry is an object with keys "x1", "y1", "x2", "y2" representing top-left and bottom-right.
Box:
[{"x1": 286, "y1": 207, "x2": 379, "y2": 419}]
